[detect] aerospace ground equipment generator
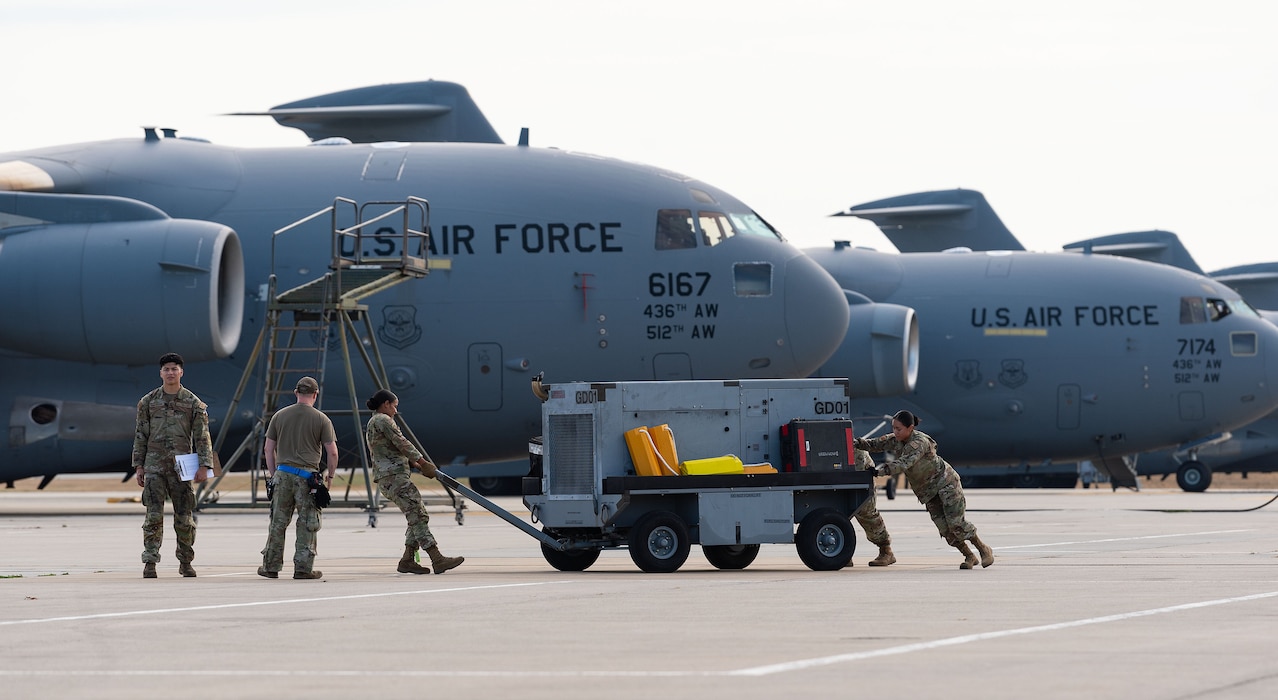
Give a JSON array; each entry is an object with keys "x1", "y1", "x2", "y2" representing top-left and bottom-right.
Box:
[{"x1": 436, "y1": 378, "x2": 873, "y2": 573}]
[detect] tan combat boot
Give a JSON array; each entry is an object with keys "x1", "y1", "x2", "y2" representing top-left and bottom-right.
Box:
[
  {"x1": 971, "y1": 535, "x2": 994, "y2": 568},
  {"x1": 957, "y1": 542, "x2": 979, "y2": 570},
  {"x1": 868, "y1": 545, "x2": 897, "y2": 567},
  {"x1": 397, "y1": 545, "x2": 431, "y2": 574},
  {"x1": 426, "y1": 544, "x2": 464, "y2": 574},
  {"x1": 143, "y1": 562, "x2": 157, "y2": 579},
  {"x1": 179, "y1": 562, "x2": 197, "y2": 578}
]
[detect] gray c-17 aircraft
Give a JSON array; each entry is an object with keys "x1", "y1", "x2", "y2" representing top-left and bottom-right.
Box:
[
  {"x1": 156, "y1": 83, "x2": 1275, "y2": 497},
  {"x1": 0, "y1": 80, "x2": 908, "y2": 491},
  {"x1": 1058, "y1": 230, "x2": 1278, "y2": 491},
  {"x1": 810, "y1": 189, "x2": 1278, "y2": 489}
]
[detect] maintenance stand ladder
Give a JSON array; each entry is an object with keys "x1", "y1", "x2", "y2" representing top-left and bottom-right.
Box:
[{"x1": 196, "y1": 197, "x2": 464, "y2": 526}]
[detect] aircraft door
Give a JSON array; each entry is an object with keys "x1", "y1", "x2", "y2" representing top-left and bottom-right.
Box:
[
  {"x1": 1178, "y1": 392, "x2": 1205, "y2": 421},
  {"x1": 468, "y1": 343, "x2": 503, "y2": 411},
  {"x1": 1057, "y1": 384, "x2": 1080, "y2": 430},
  {"x1": 653, "y1": 353, "x2": 693, "y2": 380}
]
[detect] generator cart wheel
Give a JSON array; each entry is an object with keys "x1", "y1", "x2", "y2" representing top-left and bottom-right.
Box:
[
  {"x1": 795, "y1": 508, "x2": 856, "y2": 571},
  {"x1": 628, "y1": 510, "x2": 691, "y2": 573},
  {"x1": 541, "y1": 544, "x2": 602, "y2": 572},
  {"x1": 702, "y1": 544, "x2": 761, "y2": 570}
]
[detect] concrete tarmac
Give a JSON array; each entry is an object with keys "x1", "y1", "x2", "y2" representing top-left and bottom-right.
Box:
[{"x1": 2, "y1": 485, "x2": 1276, "y2": 700}]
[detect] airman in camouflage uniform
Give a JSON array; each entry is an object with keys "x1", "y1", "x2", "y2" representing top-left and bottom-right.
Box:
[
  {"x1": 855, "y1": 410, "x2": 994, "y2": 570},
  {"x1": 132, "y1": 352, "x2": 213, "y2": 579},
  {"x1": 258, "y1": 377, "x2": 337, "y2": 580},
  {"x1": 853, "y1": 448, "x2": 896, "y2": 566},
  {"x1": 365, "y1": 389, "x2": 464, "y2": 574}
]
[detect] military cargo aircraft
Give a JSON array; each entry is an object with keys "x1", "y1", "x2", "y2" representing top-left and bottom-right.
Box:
[
  {"x1": 1, "y1": 81, "x2": 914, "y2": 490},
  {"x1": 829, "y1": 189, "x2": 1278, "y2": 489},
  {"x1": 1059, "y1": 230, "x2": 1278, "y2": 491}
]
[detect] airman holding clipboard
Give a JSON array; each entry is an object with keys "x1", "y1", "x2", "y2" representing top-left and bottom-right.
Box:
[{"x1": 131, "y1": 352, "x2": 214, "y2": 578}]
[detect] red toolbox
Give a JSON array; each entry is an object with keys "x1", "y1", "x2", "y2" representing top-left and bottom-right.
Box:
[{"x1": 780, "y1": 419, "x2": 855, "y2": 472}]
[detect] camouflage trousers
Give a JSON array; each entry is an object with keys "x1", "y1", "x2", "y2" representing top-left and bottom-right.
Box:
[
  {"x1": 853, "y1": 489, "x2": 891, "y2": 547},
  {"x1": 923, "y1": 481, "x2": 977, "y2": 546},
  {"x1": 376, "y1": 471, "x2": 437, "y2": 551},
  {"x1": 260, "y1": 471, "x2": 322, "y2": 574},
  {"x1": 141, "y1": 470, "x2": 196, "y2": 564}
]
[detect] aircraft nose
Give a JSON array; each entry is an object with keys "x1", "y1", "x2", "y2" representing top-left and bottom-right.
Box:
[
  {"x1": 782, "y1": 253, "x2": 850, "y2": 376},
  {"x1": 1261, "y1": 318, "x2": 1278, "y2": 410}
]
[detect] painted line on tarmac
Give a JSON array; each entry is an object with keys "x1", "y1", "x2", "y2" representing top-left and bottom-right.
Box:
[
  {"x1": 0, "y1": 581, "x2": 570, "y2": 627},
  {"x1": 730, "y1": 590, "x2": 1278, "y2": 676},
  {"x1": 996, "y1": 529, "x2": 1251, "y2": 550},
  {"x1": 3, "y1": 590, "x2": 1275, "y2": 679}
]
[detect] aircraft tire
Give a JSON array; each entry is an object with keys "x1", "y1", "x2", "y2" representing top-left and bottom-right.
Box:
[
  {"x1": 702, "y1": 544, "x2": 761, "y2": 570},
  {"x1": 1176, "y1": 461, "x2": 1212, "y2": 492},
  {"x1": 795, "y1": 508, "x2": 855, "y2": 571},
  {"x1": 627, "y1": 511, "x2": 690, "y2": 573},
  {"x1": 885, "y1": 476, "x2": 897, "y2": 500}
]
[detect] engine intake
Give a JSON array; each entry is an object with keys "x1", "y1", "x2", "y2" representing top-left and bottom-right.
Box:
[
  {"x1": 0, "y1": 218, "x2": 244, "y2": 364},
  {"x1": 826, "y1": 302, "x2": 919, "y2": 398}
]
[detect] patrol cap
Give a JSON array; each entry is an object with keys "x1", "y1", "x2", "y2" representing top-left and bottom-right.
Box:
[{"x1": 296, "y1": 377, "x2": 319, "y2": 394}]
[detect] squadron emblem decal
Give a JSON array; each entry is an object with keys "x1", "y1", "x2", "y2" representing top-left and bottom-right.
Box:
[
  {"x1": 378, "y1": 305, "x2": 422, "y2": 349},
  {"x1": 954, "y1": 360, "x2": 982, "y2": 389},
  {"x1": 999, "y1": 359, "x2": 1028, "y2": 388}
]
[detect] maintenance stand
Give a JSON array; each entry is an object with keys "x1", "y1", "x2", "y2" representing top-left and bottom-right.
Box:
[{"x1": 197, "y1": 197, "x2": 463, "y2": 526}]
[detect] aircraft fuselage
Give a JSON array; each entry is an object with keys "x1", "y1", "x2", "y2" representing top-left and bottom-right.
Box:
[
  {"x1": 0, "y1": 136, "x2": 851, "y2": 480},
  {"x1": 808, "y1": 246, "x2": 1278, "y2": 465}
]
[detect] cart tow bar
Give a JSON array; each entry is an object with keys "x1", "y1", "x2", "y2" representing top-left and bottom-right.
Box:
[{"x1": 436, "y1": 471, "x2": 567, "y2": 551}]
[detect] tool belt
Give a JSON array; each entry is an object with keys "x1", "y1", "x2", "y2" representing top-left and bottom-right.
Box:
[{"x1": 276, "y1": 464, "x2": 312, "y2": 478}]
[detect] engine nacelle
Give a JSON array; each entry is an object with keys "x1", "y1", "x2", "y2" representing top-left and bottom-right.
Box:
[
  {"x1": 0, "y1": 218, "x2": 244, "y2": 364},
  {"x1": 824, "y1": 302, "x2": 919, "y2": 398}
]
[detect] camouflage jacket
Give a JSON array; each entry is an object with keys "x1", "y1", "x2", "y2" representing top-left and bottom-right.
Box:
[
  {"x1": 132, "y1": 386, "x2": 213, "y2": 473},
  {"x1": 365, "y1": 412, "x2": 423, "y2": 481},
  {"x1": 854, "y1": 430, "x2": 957, "y2": 504}
]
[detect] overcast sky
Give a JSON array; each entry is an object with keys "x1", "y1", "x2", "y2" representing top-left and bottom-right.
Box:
[{"x1": 3, "y1": 0, "x2": 1274, "y2": 273}]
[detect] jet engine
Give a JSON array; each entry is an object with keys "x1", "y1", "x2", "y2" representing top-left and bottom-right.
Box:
[
  {"x1": 826, "y1": 301, "x2": 919, "y2": 398},
  {"x1": 0, "y1": 217, "x2": 244, "y2": 365}
]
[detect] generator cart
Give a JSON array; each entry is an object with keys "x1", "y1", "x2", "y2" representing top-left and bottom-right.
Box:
[{"x1": 438, "y1": 378, "x2": 873, "y2": 573}]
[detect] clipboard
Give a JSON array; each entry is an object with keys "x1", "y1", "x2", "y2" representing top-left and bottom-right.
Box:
[{"x1": 176, "y1": 453, "x2": 201, "y2": 481}]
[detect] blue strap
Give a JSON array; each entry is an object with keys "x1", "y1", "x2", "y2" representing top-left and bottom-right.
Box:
[{"x1": 276, "y1": 464, "x2": 313, "y2": 477}]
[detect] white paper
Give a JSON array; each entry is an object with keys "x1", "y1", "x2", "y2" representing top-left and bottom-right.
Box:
[{"x1": 176, "y1": 453, "x2": 201, "y2": 481}]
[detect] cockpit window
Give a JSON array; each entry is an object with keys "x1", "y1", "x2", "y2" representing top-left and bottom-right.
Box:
[
  {"x1": 655, "y1": 209, "x2": 696, "y2": 250},
  {"x1": 1180, "y1": 297, "x2": 1206, "y2": 324},
  {"x1": 1181, "y1": 297, "x2": 1238, "y2": 324},
  {"x1": 656, "y1": 208, "x2": 785, "y2": 250},
  {"x1": 1206, "y1": 298, "x2": 1232, "y2": 322},
  {"x1": 699, "y1": 212, "x2": 734, "y2": 247},
  {"x1": 1232, "y1": 299, "x2": 1262, "y2": 318},
  {"x1": 728, "y1": 212, "x2": 783, "y2": 241}
]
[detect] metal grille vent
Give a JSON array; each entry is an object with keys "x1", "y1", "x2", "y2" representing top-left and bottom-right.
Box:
[{"x1": 548, "y1": 413, "x2": 595, "y2": 495}]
